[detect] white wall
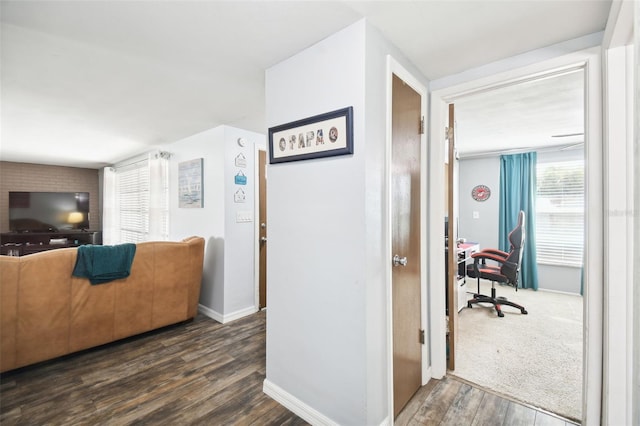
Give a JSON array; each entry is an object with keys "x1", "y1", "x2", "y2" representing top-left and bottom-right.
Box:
[
  {"x1": 167, "y1": 126, "x2": 226, "y2": 313},
  {"x1": 222, "y1": 127, "x2": 261, "y2": 318},
  {"x1": 165, "y1": 125, "x2": 264, "y2": 321},
  {"x1": 264, "y1": 19, "x2": 429, "y2": 425},
  {"x1": 458, "y1": 156, "x2": 500, "y2": 249},
  {"x1": 265, "y1": 22, "x2": 368, "y2": 426}
]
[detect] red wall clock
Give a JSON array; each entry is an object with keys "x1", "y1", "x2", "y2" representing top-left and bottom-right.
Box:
[{"x1": 471, "y1": 184, "x2": 491, "y2": 201}]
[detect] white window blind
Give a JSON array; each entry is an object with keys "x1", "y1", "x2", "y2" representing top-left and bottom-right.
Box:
[
  {"x1": 117, "y1": 159, "x2": 150, "y2": 243},
  {"x1": 535, "y1": 160, "x2": 584, "y2": 267}
]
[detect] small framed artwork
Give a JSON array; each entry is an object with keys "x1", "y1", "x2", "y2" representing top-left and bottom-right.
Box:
[
  {"x1": 268, "y1": 106, "x2": 353, "y2": 164},
  {"x1": 179, "y1": 158, "x2": 203, "y2": 208}
]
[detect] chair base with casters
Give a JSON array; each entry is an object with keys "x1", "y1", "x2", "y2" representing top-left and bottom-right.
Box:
[
  {"x1": 466, "y1": 263, "x2": 528, "y2": 317},
  {"x1": 466, "y1": 279, "x2": 528, "y2": 317}
]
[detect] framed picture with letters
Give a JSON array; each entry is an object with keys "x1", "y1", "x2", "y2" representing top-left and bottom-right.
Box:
[{"x1": 268, "y1": 107, "x2": 353, "y2": 164}]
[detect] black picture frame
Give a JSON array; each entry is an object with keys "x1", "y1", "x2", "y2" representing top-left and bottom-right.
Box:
[{"x1": 268, "y1": 106, "x2": 353, "y2": 164}]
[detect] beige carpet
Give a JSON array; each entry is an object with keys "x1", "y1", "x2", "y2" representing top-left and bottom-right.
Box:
[{"x1": 451, "y1": 280, "x2": 583, "y2": 421}]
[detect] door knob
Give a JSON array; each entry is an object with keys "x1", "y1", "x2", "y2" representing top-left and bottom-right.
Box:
[
  {"x1": 261, "y1": 237, "x2": 267, "y2": 243},
  {"x1": 393, "y1": 254, "x2": 408, "y2": 266}
]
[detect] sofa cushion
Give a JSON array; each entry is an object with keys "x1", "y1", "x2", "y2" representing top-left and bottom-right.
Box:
[{"x1": 17, "y1": 249, "x2": 74, "y2": 367}]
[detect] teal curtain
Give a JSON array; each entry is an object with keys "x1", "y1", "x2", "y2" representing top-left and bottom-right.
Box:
[{"x1": 499, "y1": 152, "x2": 539, "y2": 290}]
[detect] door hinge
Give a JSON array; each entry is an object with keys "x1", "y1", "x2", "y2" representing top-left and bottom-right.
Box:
[
  {"x1": 445, "y1": 126, "x2": 453, "y2": 140},
  {"x1": 419, "y1": 116, "x2": 425, "y2": 135},
  {"x1": 419, "y1": 329, "x2": 425, "y2": 345}
]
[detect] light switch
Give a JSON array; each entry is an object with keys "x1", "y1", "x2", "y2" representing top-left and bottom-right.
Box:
[
  {"x1": 236, "y1": 211, "x2": 253, "y2": 223},
  {"x1": 473, "y1": 211, "x2": 480, "y2": 219}
]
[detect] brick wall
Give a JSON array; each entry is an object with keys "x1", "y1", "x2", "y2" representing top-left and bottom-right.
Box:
[{"x1": 0, "y1": 162, "x2": 100, "y2": 232}]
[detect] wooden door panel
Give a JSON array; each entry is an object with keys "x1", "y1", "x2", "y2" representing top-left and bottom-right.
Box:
[
  {"x1": 259, "y1": 150, "x2": 267, "y2": 309},
  {"x1": 392, "y1": 74, "x2": 422, "y2": 417}
]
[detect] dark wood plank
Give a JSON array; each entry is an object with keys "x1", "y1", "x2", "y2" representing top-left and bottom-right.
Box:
[
  {"x1": 504, "y1": 401, "x2": 538, "y2": 426},
  {"x1": 395, "y1": 378, "x2": 439, "y2": 426},
  {"x1": 440, "y1": 382, "x2": 485, "y2": 425},
  {"x1": 471, "y1": 392, "x2": 510, "y2": 426},
  {"x1": 399, "y1": 375, "x2": 577, "y2": 426},
  {"x1": 410, "y1": 376, "x2": 463, "y2": 424}
]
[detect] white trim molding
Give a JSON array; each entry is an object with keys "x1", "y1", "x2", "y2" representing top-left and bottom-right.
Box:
[
  {"x1": 262, "y1": 379, "x2": 392, "y2": 426},
  {"x1": 198, "y1": 304, "x2": 257, "y2": 324},
  {"x1": 429, "y1": 46, "x2": 603, "y2": 425},
  {"x1": 263, "y1": 379, "x2": 339, "y2": 426},
  {"x1": 602, "y1": 43, "x2": 635, "y2": 426},
  {"x1": 602, "y1": 2, "x2": 635, "y2": 424}
]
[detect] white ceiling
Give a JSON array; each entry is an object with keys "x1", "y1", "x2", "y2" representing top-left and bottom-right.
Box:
[
  {"x1": 0, "y1": 1, "x2": 612, "y2": 168},
  {"x1": 455, "y1": 69, "x2": 585, "y2": 157}
]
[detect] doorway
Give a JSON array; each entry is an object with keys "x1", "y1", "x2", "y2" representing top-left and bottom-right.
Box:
[
  {"x1": 391, "y1": 73, "x2": 423, "y2": 417},
  {"x1": 446, "y1": 69, "x2": 585, "y2": 421},
  {"x1": 429, "y1": 48, "x2": 603, "y2": 424},
  {"x1": 386, "y1": 56, "x2": 429, "y2": 419}
]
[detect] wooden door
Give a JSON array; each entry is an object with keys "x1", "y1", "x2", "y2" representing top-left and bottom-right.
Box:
[
  {"x1": 258, "y1": 150, "x2": 267, "y2": 309},
  {"x1": 446, "y1": 103, "x2": 459, "y2": 371},
  {"x1": 391, "y1": 74, "x2": 422, "y2": 417}
]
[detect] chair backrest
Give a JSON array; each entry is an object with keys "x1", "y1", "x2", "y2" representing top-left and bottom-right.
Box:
[{"x1": 501, "y1": 211, "x2": 525, "y2": 285}]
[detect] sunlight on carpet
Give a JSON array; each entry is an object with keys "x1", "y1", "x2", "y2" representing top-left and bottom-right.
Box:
[{"x1": 451, "y1": 280, "x2": 583, "y2": 422}]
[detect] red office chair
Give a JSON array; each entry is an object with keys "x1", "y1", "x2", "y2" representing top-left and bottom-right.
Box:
[{"x1": 466, "y1": 211, "x2": 528, "y2": 317}]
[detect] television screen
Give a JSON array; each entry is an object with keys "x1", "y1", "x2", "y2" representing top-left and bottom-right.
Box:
[{"x1": 9, "y1": 192, "x2": 90, "y2": 232}]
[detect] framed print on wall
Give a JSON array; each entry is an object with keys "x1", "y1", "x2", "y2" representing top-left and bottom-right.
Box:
[
  {"x1": 178, "y1": 158, "x2": 203, "y2": 208},
  {"x1": 268, "y1": 106, "x2": 353, "y2": 164}
]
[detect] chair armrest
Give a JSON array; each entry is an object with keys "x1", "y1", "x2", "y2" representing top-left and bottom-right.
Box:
[
  {"x1": 476, "y1": 248, "x2": 509, "y2": 258},
  {"x1": 471, "y1": 251, "x2": 509, "y2": 264}
]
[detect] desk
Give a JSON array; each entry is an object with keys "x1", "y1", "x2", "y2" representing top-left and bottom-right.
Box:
[{"x1": 446, "y1": 242, "x2": 480, "y2": 313}]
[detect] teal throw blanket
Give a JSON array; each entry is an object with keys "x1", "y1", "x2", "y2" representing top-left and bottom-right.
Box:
[{"x1": 72, "y1": 244, "x2": 137, "y2": 285}]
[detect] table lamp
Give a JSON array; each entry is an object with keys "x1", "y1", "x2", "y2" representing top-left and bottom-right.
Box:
[{"x1": 67, "y1": 212, "x2": 84, "y2": 229}]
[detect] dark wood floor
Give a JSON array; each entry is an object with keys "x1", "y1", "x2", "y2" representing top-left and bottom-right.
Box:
[
  {"x1": 1, "y1": 311, "x2": 578, "y2": 425},
  {"x1": 0, "y1": 311, "x2": 306, "y2": 425},
  {"x1": 396, "y1": 376, "x2": 579, "y2": 426}
]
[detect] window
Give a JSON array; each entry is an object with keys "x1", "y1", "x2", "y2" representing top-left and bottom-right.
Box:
[
  {"x1": 535, "y1": 159, "x2": 584, "y2": 266},
  {"x1": 117, "y1": 159, "x2": 150, "y2": 243},
  {"x1": 107, "y1": 153, "x2": 169, "y2": 244}
]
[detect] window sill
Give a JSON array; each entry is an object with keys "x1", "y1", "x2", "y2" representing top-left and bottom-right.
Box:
[{"x1": 537, "y1": 261, "x2": 583, "y2": 268}]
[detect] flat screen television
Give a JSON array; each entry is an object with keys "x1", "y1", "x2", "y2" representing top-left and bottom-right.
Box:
[{"x1": 9, "y1": 191, "x2": 90, "y2": 232}]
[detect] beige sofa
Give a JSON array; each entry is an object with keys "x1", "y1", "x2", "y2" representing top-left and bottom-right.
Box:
[{"x1": 0, "y1": 236, "x2": 204, "y2": 373}]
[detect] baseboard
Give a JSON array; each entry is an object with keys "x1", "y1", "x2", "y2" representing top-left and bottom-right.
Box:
[
  {"x1": 197, "y1": 304, "x2": 257, "y2": 324},
  {"x1": 223, "y1": 306, "x2": 258, "y2": 323},
  {"x1": 378, "y1": 416, "x2": 391, "y2": 426},
  {"x1": 263, "y1": 379, "x2": 338, "y2": 426},
  {"x1": 198, "y1": 304, "x2": 223, "y2": 322},
  {"x1": 422, "y1": 365, "x2": 434, "y2": 383}
]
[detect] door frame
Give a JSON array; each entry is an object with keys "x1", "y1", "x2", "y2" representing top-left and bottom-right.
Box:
[
  {"x1": 385, "y1": 56, "x2": 429, "y2": 418},
  {"x1": 428, "y1": 47, "x2": 603, "y2": 424}
]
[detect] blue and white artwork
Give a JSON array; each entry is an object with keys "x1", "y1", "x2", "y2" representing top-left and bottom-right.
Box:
[{"x1": 178, "y1": 158, "x2": 203, "y2": 208}]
